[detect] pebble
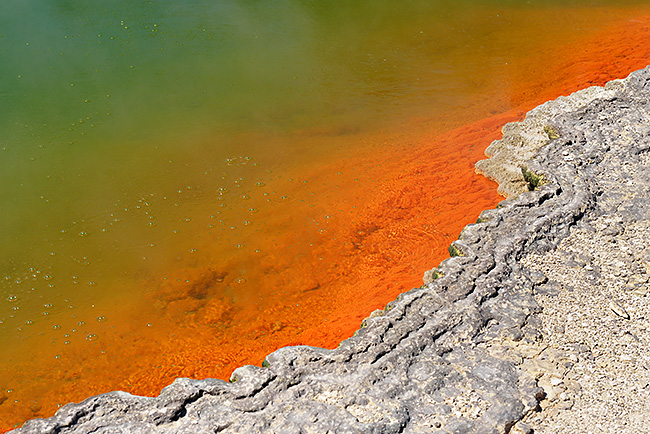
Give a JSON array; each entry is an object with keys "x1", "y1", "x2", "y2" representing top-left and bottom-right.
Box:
[
  {"x1": 627, "y1": 274, "x2": 648, "y2": 285},
  {"x1": 609, "y1": 301, "x2": 630, "y2": 319},
  {"x1": 511, "y1": 421, "x2": 533, "y2": 434}
]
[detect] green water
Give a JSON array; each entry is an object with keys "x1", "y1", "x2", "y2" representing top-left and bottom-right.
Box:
[
  {"x1": 0, "y1": 0, "x2": 486, "y2": 338},
  {"x1": 0, "y1": 0, "x2": 647, "y2": 370}
]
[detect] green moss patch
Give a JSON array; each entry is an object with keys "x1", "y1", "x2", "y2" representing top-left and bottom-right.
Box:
[
  {"x1": 520, "y1": 166, "x2": 547, "y2": 191},
  {"x1": 544, "y1": 125, "x2": 560, "y2": 140},
  {"x1": 448, "y1": 244, "x2": 465, "y2": 257}
]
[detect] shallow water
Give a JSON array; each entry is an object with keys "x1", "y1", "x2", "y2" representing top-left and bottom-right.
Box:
[{"x1": 1, "y1": 0, "x2": 650, "y2": 430}]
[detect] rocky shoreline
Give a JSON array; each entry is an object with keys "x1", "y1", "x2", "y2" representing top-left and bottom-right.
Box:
[{"x1": 11, "y1": 67, "x2": 650, "y2": 434}]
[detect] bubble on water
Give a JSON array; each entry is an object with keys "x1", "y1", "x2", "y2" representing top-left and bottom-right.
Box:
[
  {"x1": 44, "y1": 275, "x2": 53, "y2": 281},
  {"x1": 25, "y1": 320, "x2": 32, "y2": 325},
  {"x1": 243, "y1": 220, "x2": 251, "y2": 226},
  {"x1": 236, "y1": 278, "x2": 246, "y2": 284},
  {"x1": 241, "y1": 194, "x2": 250, "y2": 200},
  {"x1": 256, "y1": 182, "x2": 265, "y2": 187},
  {"x1": 86, "y1": 333, "x2": 98, "y2": 342},
  {"x1": 236, "y1": 244, "x2": 244, "y2": 249},
  {"x1": 248, "y1": 208, "x2": 258, "y2": 214},
  {"x1": 78, "y1": 321, "x2": 86, "y2": 326},
  {"x1": 96, "y1": 316, "x2": 107, "y2": 323},
  {"x1": 53, "y1": 324, "x2": 61, "y2": 330},
  {"x1": 7, "y1": 295, "x2": 18, "y2": 302},
  {"x1": 88, "y1": 281, "x2": 96, "y2": 286},
  {"x1": 79, "y1": 231, "x2": 88, "y2": 237}
]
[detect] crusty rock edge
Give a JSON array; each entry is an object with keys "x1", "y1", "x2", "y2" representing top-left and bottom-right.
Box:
[{"x1": 10, "y1": 66, "x2": 650, "y2": 434}]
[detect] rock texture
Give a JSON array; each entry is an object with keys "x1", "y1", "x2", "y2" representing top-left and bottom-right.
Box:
[{"x1": 11, "y1": 67, "x2": 650, "y2": 434}]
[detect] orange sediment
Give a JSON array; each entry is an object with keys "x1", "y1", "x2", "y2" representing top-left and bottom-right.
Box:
[{"x1": 1, "y1": 12, "x2": 650, "y2": 434}]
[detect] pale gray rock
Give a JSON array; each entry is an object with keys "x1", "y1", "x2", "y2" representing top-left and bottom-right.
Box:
[{"x1": 10, "y1": 66, "x2": 650, "y2": 434}]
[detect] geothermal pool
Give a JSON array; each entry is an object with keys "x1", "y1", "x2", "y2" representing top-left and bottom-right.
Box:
[{"x1": 1, "y1": 0, "x2": 649, "y2": 430}]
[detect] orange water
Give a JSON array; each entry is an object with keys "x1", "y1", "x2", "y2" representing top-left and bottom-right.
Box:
[{"x1": 1, "y1": 5, "x2": 650, "y2": 432}]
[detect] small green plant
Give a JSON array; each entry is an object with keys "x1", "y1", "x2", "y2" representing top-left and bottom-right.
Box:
[
  {"x1": 448, "y1": 244, "x2": 464, "y2": 257},
  {"x1": 476, "y1": 217, "x2": 488, "y2": 224},
  {"x1": 543, "y1": 125, "x2": 560, "y2": 140},
  {"x1": 520, "y1": 166, "x2": 546, "y2": 191},
  {"x1": 262, "y1": 359, "x2": 271, "y2": 368}
]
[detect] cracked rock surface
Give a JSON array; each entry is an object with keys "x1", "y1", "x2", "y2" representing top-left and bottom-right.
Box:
[{"x1": 11, "y1": 67, "x2": 650, "y2": 434}]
